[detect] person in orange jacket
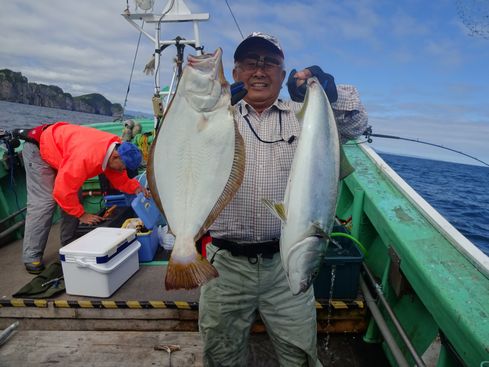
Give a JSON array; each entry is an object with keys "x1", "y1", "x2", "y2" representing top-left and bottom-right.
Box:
[{"x1": 21, "y1": 122, "x2": 148, "y2": 274}]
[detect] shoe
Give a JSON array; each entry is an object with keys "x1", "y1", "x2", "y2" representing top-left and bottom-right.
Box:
[{"x1": 25, "y1": 261, "x2": 45, "y2": 274}]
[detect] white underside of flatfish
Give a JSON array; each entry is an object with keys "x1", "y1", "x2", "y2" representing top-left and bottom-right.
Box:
[{"x1": 148, "y1": 48, "x2": 245, "y2": 290}]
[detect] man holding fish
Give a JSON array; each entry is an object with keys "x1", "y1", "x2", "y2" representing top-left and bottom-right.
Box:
[{"x1": 198, "y1": 33, "x2": 368, "y2": 366}]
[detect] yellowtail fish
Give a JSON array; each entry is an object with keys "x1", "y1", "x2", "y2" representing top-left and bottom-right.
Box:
[
  {"x1": 147, "y1": 48, "x2": 245, "y2": 290},
  {"x1": 263, "y1": 77, "x2": 340, "y2": 295}
]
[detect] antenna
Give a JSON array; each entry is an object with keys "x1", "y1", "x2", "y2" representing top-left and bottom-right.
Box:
[{"x1": 122, "y1": 0, "x2": 210, "y2": 127}]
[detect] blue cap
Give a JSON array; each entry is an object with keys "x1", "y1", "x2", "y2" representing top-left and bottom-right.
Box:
[{"x1": 117, "y1": 142, "x2": 142, "y2": 171}]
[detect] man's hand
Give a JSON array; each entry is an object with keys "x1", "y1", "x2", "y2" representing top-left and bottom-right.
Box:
[
  {"x1": 79, "y1": 213, "x2": 104, "y2": 225},
  {"x1": 290, "y1": 68, "x2": 313, "y2": 88},
  {"x1": 287, "y1": 65, "x2": 338, "y2": 103},
  {"x1": 135, "y1": 185, "x2": 150, "y2": 198}
]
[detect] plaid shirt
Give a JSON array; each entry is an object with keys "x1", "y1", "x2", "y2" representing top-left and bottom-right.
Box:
[{"x1": 209, "y1": 84, "x2": 368, "y2": 242}]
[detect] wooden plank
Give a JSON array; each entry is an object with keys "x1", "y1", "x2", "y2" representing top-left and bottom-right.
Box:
[{"x1": 0, "y1": 330, "x2": 203, "y2": 366}]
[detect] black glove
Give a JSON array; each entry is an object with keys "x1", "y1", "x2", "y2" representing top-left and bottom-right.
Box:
[{"x1": 287, "y1": 65, "x2": 338, "y2": 103}]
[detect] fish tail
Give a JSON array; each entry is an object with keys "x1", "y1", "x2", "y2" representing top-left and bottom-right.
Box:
[{"x1": 165, "y1": 242, "x2": 218, "y2": 290}]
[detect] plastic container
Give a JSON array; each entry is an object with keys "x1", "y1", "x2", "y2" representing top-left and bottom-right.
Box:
[
  {"x1": 130, "y1": 193, "x2": 165, "y2": 229},
  {"x1": 158, "y1": 225, "x2": 175, "y2": 251},
  {"x1": 313, "y1": 233, "x2": 364, "y2": 300},
  {"x1": 122, "y1": 218, "x2": 159, "y2": 262},
  {"x1": 60, "y1": 228, "x2": 141, "y2": 297},
  {"x1": 103, "y1": 194, "x2": 136, "y2": 207}
]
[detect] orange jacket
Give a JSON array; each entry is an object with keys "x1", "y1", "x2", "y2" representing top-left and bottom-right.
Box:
[{"x1": 40, "y1": 122, "x2": 140, "y2": 217}]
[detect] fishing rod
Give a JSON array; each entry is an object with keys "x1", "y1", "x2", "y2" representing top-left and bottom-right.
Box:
[{"x1": 363, "y1": 126, "x2": 489, "y2": 167}]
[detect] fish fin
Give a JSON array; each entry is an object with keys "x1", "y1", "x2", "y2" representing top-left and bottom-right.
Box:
[
  {"x1": 198, "y1": 120, "x2": 246, "y2": 239},
  {"x1": 262, "y1": 198, "x2": 287, "y2": 223},
  {"x1": 165, "y1": 244, "x2": 218, "y2": 290},
  {"x1": 146, "y1": 125, "x2": 167, "y2": 218}
]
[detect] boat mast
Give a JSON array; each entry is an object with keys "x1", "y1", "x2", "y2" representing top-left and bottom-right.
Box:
[{"x1": 122, "y1": 0, "x2": 209, "y2": 128}]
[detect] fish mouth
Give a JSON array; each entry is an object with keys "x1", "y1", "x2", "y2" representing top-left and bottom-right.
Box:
[{"x1": 187, "y1": 48, "x2": 222, "y2": 76}]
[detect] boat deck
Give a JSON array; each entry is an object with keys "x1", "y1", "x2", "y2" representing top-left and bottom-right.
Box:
[{"x1": 0, "y1": 223, "x2": 389, "y2": 366}]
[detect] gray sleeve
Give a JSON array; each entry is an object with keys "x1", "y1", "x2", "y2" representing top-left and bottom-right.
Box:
[{"x1": 331, "y1": 84, "x2": 368, "y2": 143}]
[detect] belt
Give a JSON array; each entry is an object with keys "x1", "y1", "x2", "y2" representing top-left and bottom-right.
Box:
[{"x1": 211, "y1": 238, "x2": 280, "y2": 259}]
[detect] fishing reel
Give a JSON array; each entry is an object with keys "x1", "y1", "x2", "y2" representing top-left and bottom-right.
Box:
[
  {"x1": 0, "y1": 129, "x2": 26, "y2": 172},
  {"x1": 363, "y1": 126, "x2": 373, "y2": 143},
  {"x1": 0, "y1": 129, "x2": 21, "y2": 150}
]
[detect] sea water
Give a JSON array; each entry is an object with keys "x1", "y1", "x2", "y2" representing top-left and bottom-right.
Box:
[
  {"x1": 1, "y1": 101, "x2": 488, "y2": 256},
  {"x1": 0, "y1": 100, "x2": 113, "y2": 128},
  {"x1": 380, "y1": 153, "x2": 489, "y2": 256}
]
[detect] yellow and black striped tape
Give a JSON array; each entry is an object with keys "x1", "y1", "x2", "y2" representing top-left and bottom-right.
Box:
[
  {"x1": 1, "y1": 299, "x2": 362, "y2": 310},
  {"x1": 315, "y1": 299, "x2": 364, "y2": 310},
  {"x1": 0, "y1": 299, "x2": 48, "y2": 308},
  {"x1": 53, "y1": 300, "x2": 199, "y2": 310}
]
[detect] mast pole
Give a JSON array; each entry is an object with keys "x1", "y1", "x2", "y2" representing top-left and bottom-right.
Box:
[{"x1": 121, "y1": 0, "x2": 210, "y2": 127}]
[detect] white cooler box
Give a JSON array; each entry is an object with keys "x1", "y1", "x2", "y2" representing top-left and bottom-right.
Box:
[{"x1": 60, "y1": 227, "x2": 141, "y2": 297}]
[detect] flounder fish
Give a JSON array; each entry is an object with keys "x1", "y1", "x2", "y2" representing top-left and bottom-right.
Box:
[
  {"x1": 263, "y1": 77, "x2": 340, "y2": 295},
  {"x1": 147, "y1": 48, "x2": 245, "y2": 290}
]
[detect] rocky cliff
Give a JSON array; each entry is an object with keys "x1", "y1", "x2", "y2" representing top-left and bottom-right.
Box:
[{"x1": 0, "y1": 69, "x2": 122, "y2": 117}]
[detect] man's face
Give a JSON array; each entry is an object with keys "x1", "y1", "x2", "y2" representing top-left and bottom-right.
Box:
[
  {"x1": 108, "y1": 150, "x2": 126, "y2": 172},
  {"x1": 233, "y1": 47, "x2": 286, "y2": 112}
]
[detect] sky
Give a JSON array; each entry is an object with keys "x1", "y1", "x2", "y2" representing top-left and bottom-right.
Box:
[{"x1": 1, "y1": 0, "x2": 489, "y2": 166}]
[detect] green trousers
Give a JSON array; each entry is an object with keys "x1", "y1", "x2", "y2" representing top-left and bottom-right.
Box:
[{"x1": 199, "y1": 244, "x2": 322, "y2": 367}]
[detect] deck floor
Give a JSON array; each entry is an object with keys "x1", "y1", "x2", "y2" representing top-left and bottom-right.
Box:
[{"x1": 0, "y1": 223, "x2": 389, "y2": 366}]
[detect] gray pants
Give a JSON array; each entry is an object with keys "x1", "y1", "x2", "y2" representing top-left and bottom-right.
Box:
[
  {"x1": 22, "y1": 142, "x2": 80, "y2": 263},
  {"x1": 199, "y1": 244, "x2": 322, "y2": 367}
]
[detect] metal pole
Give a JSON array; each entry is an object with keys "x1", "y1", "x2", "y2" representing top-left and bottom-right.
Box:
[
  {"x1": 193, "y1": 21, "x2": 202, "y2": 55},
  {"x1": 360, "y1": 277, "x2": 410, "y2": 367},
  {"x1": 0, "y1": 220, "x2": 25, "y2": 240},
  {"x1": 363, "y1": 264, "x2": 427, "y2": 367},
  {"x1": 0, "y1": 207, "x2": 26, "y2": 227}
]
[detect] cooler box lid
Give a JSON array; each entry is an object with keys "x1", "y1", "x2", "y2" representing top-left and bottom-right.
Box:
[
  {"x1": 131, "y1": 192, "x2": 164, "y2": 229},
  {"x1": 60, "y1": 227, "x2": 137, "y2": 264}
]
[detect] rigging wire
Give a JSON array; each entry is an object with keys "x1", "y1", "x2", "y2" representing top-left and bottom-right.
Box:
[
  {"x1": 363, "y1": 126, "x2": 489, "y2": 167},
  {"x1": 122, "y1": 20, "x2": 145, "y2": 121},
  {"x1": 154, "y1": 0, "x2": 176, "y2": 88},
  {"x1": 224, "y1": 0, "x2": 244, "y2": 39}
]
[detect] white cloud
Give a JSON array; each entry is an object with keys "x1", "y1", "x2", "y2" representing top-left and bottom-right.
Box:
[{"x1": 1, "y1": 0, "x2": 488, "y2": 165}]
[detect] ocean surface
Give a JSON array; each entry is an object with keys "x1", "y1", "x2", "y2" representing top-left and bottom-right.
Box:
[
  {"x1": 0, "y1": 100, "x2": 114, "y2": 127},
  {"x1": 379, "y1": 153, "x2": 489, "y2": 256},
  {"x1": 1, "y1": 101, "x2": 488, "y2": 256}
]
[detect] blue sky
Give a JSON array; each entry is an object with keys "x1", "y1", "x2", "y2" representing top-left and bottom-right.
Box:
[{"x1": 1, "y1": 0, "x2": 488, "y2": 165}]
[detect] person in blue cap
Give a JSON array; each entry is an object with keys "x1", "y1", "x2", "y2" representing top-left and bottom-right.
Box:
[
  {"x1": 20, "y1": 122, "x2": 148, "y2": 274},
  {"x1": 199, "y1": 32, "x2": 368, "y2": 366}
]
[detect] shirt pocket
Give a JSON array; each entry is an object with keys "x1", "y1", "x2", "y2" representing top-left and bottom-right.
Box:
[{"x1": 273, "y1": 139, "x2": 298, "y2": 173}]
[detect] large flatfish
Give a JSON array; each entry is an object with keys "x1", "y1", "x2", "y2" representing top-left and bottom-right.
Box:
[
  {"x1": 147, "y1": 48, "x2": 245, "y2": 290},
  {"x1": 263, "y1": 77, "x2": 340, "y2": 295}
]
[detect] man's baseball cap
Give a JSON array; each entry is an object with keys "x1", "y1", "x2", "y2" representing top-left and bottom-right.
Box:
[
  {"x1": 234, "y1": 32, "x2": 284, "y2": 61},
  {"x1": 117, "y1": 142, "x2": 142, "y2": 171}
]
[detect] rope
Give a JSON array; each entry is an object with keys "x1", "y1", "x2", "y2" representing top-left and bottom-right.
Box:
[
  {"x1": 121, "y1": 21, "x2": 145, "y2": 121},
  {"x1": 224, "y1": 0, "x2": 244, "y2": 39},
  {"x1": 138, "y1": 134, "x2": 150, "y2": 162}
]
